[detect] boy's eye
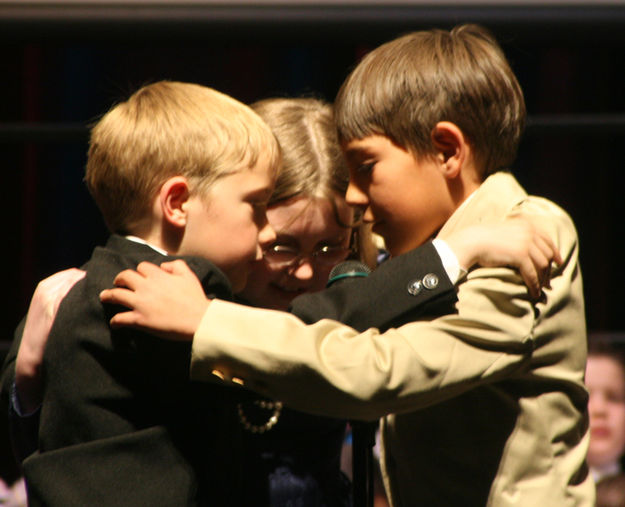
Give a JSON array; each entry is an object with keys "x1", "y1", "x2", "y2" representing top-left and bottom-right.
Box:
[
  {"x1": 251, "y1": 202, "x2": 269, "y2": 223},
  {"x1": 357, "y1": 162, "x2": 375, "y2": 173}
]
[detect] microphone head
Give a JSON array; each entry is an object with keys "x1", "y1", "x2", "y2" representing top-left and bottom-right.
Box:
[{"x1": 327, "y1": 260, "x2": 371, "y2": 287}]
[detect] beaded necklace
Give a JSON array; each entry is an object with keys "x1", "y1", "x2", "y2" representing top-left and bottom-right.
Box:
[{"x1": 237, "y1": 399, "x2": 283, "y2": 434}]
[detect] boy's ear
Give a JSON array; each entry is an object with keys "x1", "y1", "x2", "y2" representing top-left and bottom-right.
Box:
[
  {"x1": 431, "y1": 121, "x2": 468, "y2": 178},
  {"x1": 159, "y1": 176, "x2": 191, "y2": 228}
]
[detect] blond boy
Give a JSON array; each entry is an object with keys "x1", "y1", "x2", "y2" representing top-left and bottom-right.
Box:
[
  {"x1": 2, "y1": 81, "x2": 280, "y2": 506},
  {"x1": 101, "y1": 26, "x2": 593, "y2": 505}
]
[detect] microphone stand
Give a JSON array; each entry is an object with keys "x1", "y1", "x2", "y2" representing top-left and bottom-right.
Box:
[
  {"x1": 327, "y1": 261, "x2": 376, "y2": 507},
  {"x1": 351, "y1": 420, "x2": 377, "y2": 507}
]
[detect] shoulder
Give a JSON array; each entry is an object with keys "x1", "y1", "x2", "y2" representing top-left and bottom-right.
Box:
[{"x1": 513, "y1": 195, "x2": 579, "y2": 252}]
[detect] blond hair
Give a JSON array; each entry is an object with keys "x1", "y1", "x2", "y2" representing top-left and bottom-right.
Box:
[
  {"x1": 86, "y1": 81, "x2": 280, "y2": 233},
  {"x1": 335, "y1": 24, "x2": 526, "y2": 177},
  {"x1": 251, "y1": 98, "x2": 348, "y2": 205},
  {"x1": 251, "y1": 97, "x2": 377, "y2": 267}
]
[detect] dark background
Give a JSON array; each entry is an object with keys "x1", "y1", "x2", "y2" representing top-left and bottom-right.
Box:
[{"x1": 1, "y1": 1, "x2": 624, "y2": 482}]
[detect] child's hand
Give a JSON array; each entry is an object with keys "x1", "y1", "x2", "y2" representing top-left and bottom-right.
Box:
[
  {"x1": 100, "y1": 260, "x2": 210, "y2": 342},
  {"x1": 16, "y1": 268, "x2": 86, "y2": 414},
  {"x1": 445, "y1": 218, "x2": 562, "y2": 300}
]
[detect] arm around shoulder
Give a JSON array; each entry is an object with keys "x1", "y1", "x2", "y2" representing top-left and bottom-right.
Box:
[{"x1": 290, "y1": 241, "x2": 457, "y2": 332}]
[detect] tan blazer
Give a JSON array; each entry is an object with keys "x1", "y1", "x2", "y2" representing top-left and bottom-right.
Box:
[{"x1": 190, "y1": 172, "x2": 595, "y2": 506}]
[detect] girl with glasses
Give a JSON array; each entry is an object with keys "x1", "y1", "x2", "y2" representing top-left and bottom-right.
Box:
[{"x1": 236, "y1": 97, "x2": 373, "y2": 506}]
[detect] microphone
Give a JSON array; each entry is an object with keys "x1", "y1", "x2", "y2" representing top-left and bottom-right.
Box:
[{"x1": 326, "y1": 260, "x2": 371, "y2": 288}]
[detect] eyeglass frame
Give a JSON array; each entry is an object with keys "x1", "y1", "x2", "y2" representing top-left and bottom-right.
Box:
[{"x1": 262, "y1": 243, "x2": 353, "y2": 269}]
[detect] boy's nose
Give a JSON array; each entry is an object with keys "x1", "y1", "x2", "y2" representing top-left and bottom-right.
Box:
[
  {"x1": 345, "y1": 181, "x2": 368, "y2": 208},
  {"x1": 257, "y1": 221, "x2": 277, "y2": 260}
]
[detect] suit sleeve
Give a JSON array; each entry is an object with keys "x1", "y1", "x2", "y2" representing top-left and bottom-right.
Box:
[
  {"x1": 188, "y1": 199, "x2": 583, "y2": 421},
  {"x1": 289, "y1": 241, "x2": 457, "y2": 332},
  {"x1": 1, "y1": 319, "x2": 40, "y2": 463},
  {"x1": 189, "y1": 266, "x2": 537, "y2": 421},
  {"x1": 0, "y1": 323, "x2": 20, "y2": 413}
]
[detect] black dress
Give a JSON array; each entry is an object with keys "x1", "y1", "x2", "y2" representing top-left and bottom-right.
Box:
[{"x1": 237, "y1": 396, "x2": 351, "y2": 507}]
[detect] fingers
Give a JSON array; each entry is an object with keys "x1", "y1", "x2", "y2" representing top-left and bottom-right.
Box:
[
  {"x1": 108, "y1": 261, "x2": 193, "y2": 295},
  {"x1": 99, "y1": 287, "x2": 144, "y2": 329},
  {"x1": 534, "y1": 231, "x2": 561, "y2": 266},
  {"x1": 159, "y1": 259, "x2": 194, "y2": 276},
  {"x1": 135, "y1": 261, "x2": 163, "y2": 276},
  {"x1": 523, "y1": 238, "x2": 561, "y2": 300},
  {"x1": 530, "y1": 244, "x2": 550, "y2": 298},
  {"x1": 99, "y1": 287, "x2": 135, "y2": 308},
  {"x1": 507, "y1": 216, "x2": 563, "y2": 299},
  {"x1": 531, "y1": 234, "x2": 563, "y2": 291},
  {"x1": 100, "y1": 260, "x2": 204, "y2": 340},
  {"x1": 111, "y1": 267, "x2": 148, "y2": 290},
  {"x1": 517, "y1": 238, "x2": 552, "y2": 300},
  {"x1": 528, "y1": 240, "x2": 553, "y2": 297},
  {"x1": 518, "y1": 257, "x2": 540, "y2": 300},
  {"x1": 108, "y1": 309, "x2": 143, "y2": 330}
]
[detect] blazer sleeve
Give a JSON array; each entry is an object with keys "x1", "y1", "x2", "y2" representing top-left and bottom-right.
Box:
[
  {"x1": 1, "y1": 320, "x2": 21, "y2": 411},
  {"x1": 189, "y1": 267, "x2": 536, "y2": 421},
  {"x1": 1, "y1": 319, "x2": 41, "y2": 463},
  {"x1": 289, "y1": 241, "x2": 458, "y2": 332},
  {"x1": 188, "y1": 197, "x2": 585, "y2": 421}
]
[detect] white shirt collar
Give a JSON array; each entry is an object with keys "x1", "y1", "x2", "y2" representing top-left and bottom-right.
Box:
[
  {"x1": 125, "y1": 235, "x2": 168, "y2": 256},
  {"x1": 591, "y1": 461, "x2": 621, "y2": 482}
]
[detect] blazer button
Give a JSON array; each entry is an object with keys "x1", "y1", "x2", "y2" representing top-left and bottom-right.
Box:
[
  {"x1": 422, "y1": 273, "x2": 439, "y2": 290},
  {"x1": 407, "y1": 279, "x2": 423, "y2": 296}
]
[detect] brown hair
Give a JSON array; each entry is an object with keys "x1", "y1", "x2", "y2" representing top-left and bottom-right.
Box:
[
  {"x1": 588, "y1": 334, "x2": 625, "y2": 370},
  {"x1": 86, "y1": 81, "x2": 280, "y2": 234},
  {"x1": 251, "y1": 97, "x2": 377, "y2": 267},
  {"x1": 335, "y1": 24, "x2": 526, "y2": 177}
]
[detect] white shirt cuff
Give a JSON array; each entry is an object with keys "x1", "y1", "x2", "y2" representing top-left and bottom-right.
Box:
[{"x1": 432, "y1": 239, "x2": 466, "y2": 285}]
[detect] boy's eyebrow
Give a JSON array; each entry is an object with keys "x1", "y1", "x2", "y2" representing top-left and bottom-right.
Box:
[
  {"x1": 343, "y1": 146, "x2": 368, "y2": 163},
  {"x1": 271, "y1": 233, "x2": 298, "y2": 243},
  {"x1": 343, "y1": 146, "x2": 361, "y2": 157},
  {"x1": 246, "y1": 186, "x2": 273, "y2": 201}
]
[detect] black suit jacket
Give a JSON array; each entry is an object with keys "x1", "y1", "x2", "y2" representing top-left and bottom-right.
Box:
[
  {"x1": 290, "y1": 241, "x2": 457, "y2": 331},
  {"x1": 3, "y1": 235, "x2": 243, "y2": 506},
  {"x1": 1, "y1": 239, "x2": 456, "y2": 506}
]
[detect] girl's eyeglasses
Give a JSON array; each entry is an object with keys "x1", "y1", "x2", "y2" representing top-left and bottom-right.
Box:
[{"x1": 262, "y1": 244, "x2": 352, "y2": 269}]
